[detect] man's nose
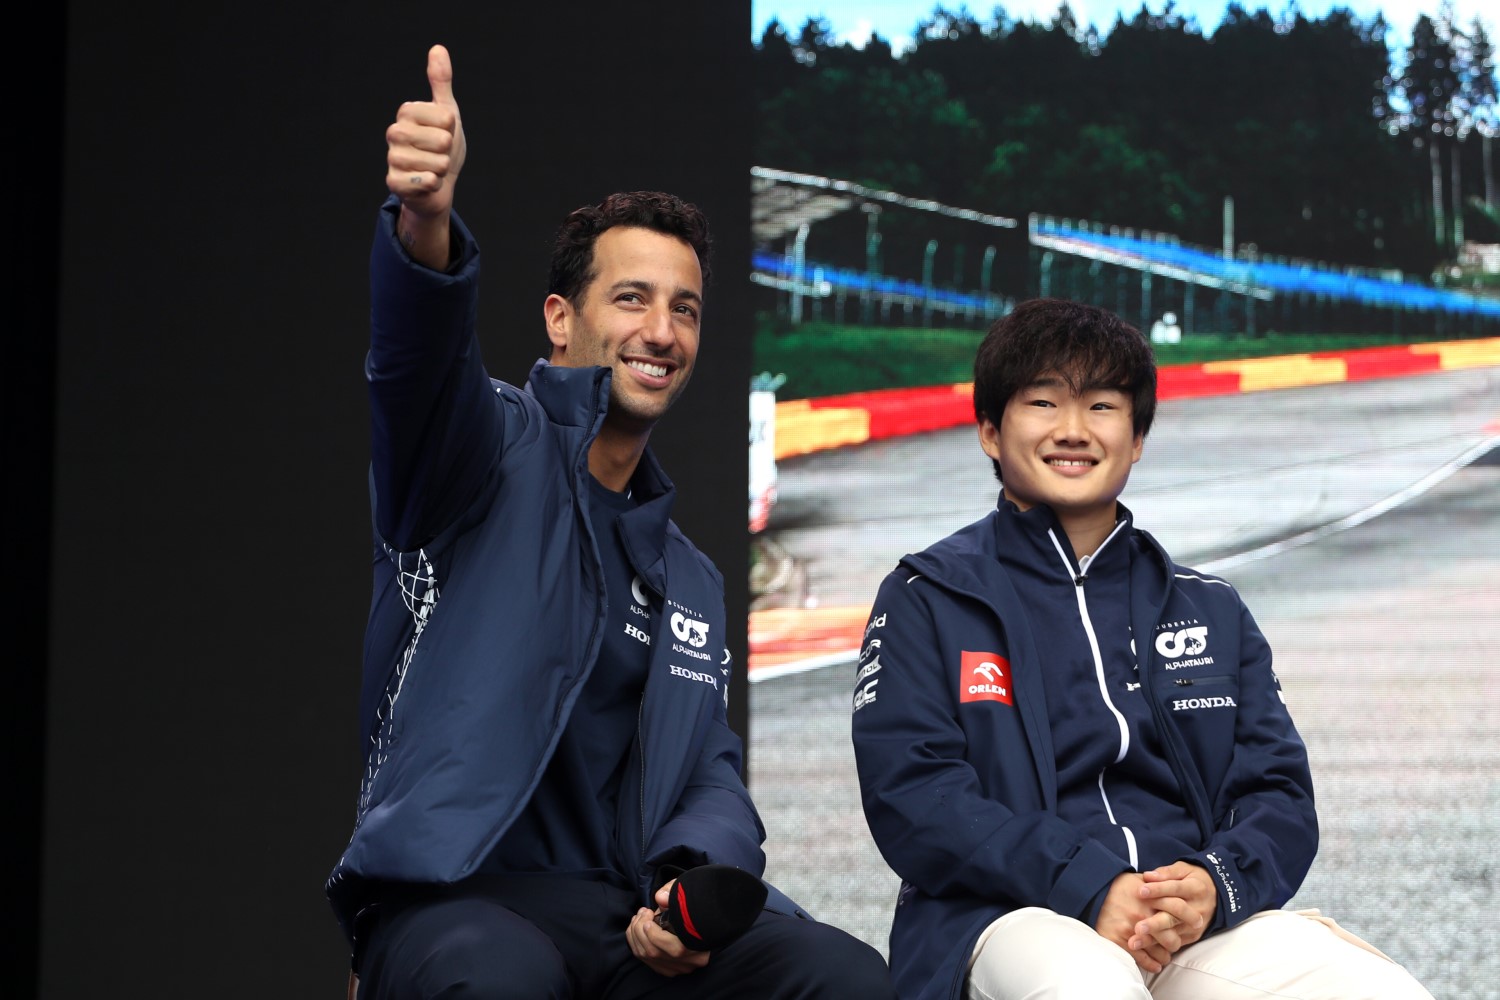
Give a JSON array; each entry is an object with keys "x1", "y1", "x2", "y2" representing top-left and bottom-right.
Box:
[
  {"x1": 640, "y1": 307, "x2": 674, "y2": 347},
  {"x1": 1055, "y1": 405, "x2": 1089, "y2": 441}
]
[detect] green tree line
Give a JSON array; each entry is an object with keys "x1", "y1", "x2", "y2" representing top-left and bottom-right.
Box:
[{"x1": 754, "y1": 2, "x2": 1499, "y2": 278}]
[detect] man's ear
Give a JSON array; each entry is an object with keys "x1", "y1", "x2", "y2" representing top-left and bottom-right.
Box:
[
  {"x1": 978, "y1": 417, "x2": 1003, "y2": 462},
  {"x1": 1131, "y1": 431, "x2": 1145, "y2": 464},
  {"x1": 543, "y1": 293, "x2": 572, "y2": 357}
]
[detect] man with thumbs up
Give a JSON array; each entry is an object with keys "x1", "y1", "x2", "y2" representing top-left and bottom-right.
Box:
[{"x1": 326, "y1": 45, "x2": 894, "y2": 1000}]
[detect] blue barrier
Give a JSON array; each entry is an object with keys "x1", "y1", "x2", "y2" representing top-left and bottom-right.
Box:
[
  {"x1": 1032, "y1": 222, "x2": 1500, "y2": 318},
  {"x1": 752, "y1": 251, "x2": 1000, "y2": 310}
]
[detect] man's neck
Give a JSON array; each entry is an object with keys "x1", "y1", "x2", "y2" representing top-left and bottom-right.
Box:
[
  {"x1": 588, "y1": 424, "x2": 649, "y2": 493},
  {"x1": 1057, "y1": 506, "x2": 1120, "y2": 561}
]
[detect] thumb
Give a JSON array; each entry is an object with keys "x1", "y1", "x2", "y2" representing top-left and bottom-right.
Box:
[{"x1": 426, "y1": 44, "x2": 456, "y2": 105}]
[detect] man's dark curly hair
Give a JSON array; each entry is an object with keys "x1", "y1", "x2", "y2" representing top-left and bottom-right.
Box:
[
  {"x1": 973, "y1": 298, "x2": 1157, "y2": 479},
  {"x1": 547, "y1": 191, "x2": 712, "y2": 304}
]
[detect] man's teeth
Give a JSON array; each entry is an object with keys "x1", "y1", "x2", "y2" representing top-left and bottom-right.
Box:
[
  {"x1": 628, "y1": 360, "x2": 668, "y2": 377},
  {"x1": 1048, "y1": 459, "x2": 1093, "y2": 466}
]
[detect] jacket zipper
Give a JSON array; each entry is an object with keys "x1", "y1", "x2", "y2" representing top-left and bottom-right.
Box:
[
  {"x1": 637, "y1": 696, "x2": 648, "y2": 860},
  {"x1": 1047, "y1": 527, "x2": 1138, "y2": 870}
]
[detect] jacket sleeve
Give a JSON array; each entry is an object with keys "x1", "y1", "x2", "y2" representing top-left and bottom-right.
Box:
[
  {"x1": 644, "y1": 683, "x2": 768, "y2": 882},
  {"x1": 1180, "y1": 598, "x2": 1317, "y2": 932},
  {"x1": 367, "y1": 196, "x2": 506, "y2": 553},
  {"x1": 852, "y1": 572, "x2": 1129, "y2": 922}
]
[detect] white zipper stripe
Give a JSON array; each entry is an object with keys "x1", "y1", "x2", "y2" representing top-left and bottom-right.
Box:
[
  {"x1": 1047, "y1": 529, "x2": 1130, "y2": 762},
  {"x1": 1049, "y1": 526, "x2": 1136, "y2": 867},
  {"x1": 1095, "y1": 769, "x2": 1140, "y2": 867}
]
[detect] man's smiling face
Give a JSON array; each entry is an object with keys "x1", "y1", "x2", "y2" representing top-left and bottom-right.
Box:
[
  {"x1": 981, "y1": 372, "x2": 1144, "y2": 521},
  {"x1": 546, "y1": 225, "x2": 702, "y2": 432}
]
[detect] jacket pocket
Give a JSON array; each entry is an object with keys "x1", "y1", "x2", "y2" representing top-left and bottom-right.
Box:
[{"x1": 1158, "y1": 673, "x2": 1240, "y2": 788}]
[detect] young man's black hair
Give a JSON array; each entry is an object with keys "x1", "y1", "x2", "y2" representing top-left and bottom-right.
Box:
[{"x1": 972, "y1": 298, "x2": 1157, "y2": 481}]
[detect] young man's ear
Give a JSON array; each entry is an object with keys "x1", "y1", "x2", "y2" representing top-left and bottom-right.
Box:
[
  {"x1": 543, "y1": 293, "x2": 572, "y2": 358},
  {"x1": 978, "y1": 418, "x2": 1003, "y2": 462},
  {"x1": 1131, "y1": 431, "x2": 1145, "y2": 464}
]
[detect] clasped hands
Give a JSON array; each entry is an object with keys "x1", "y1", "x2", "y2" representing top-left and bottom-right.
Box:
[{"x1": 1095, "y1": 861, "x2": 1218, "y2": 975}]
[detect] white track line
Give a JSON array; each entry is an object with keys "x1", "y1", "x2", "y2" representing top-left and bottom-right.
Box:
[
  {"x1": 1198, "y1": 434, "x2": 1497, "y2": 576},
  {"x1": 749, "y1": 434, "x2": 1499, "y2": 684}
]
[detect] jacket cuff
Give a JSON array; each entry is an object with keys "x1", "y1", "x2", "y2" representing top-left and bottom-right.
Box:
[
  {"x1": 646, "y1": 847, "x2": 707, "y2": 895},
  {"x1": 650, "y1": 864, "x2": 687, "y2": 895},
  {"x1": 1181, "y1": 849, "x2": 1249, "y2": 931},
  {"x1": 1081, "y1": 880, "x2": 1113, "y2": 930},
  {"x1": 1046, "y1": 839, "x2": 1132, "y2": 922},
  {"x1": 377, "y1": 195, "x2": 479, "y2": 277}
]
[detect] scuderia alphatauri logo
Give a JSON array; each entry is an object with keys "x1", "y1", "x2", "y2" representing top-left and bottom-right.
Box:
[
  {"x1": 671, "y1": 611, "x2": 708, "y2": 647},
  {"x1": 666, "y1": 599, "x2": 718, "y2": 691},
  {"x1": 668, "y1": 598, "x2": 712, "y2": 660},
  {"x1": 1204, "y1": 851, "x2": 1242, "y2": 916},
  {"x1": 1154, "y1": 619, "x2": 1214, "y2": 669}
]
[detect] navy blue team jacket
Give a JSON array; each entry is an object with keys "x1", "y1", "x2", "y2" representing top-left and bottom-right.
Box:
[
  {"x1": 851, "y1": 501, "x2": 1317, "y2": 1000},
  {"x1": 326, "y1": 201, "x2": 787, "y2": 941}
]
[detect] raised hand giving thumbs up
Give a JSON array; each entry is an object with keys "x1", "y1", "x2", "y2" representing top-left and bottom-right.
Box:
[{"x1": 384, "y1": 44, "x2": 466, "y2": 268}]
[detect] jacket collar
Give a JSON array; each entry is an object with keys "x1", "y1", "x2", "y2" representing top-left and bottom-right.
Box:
[
  {"x1": 989, "y1": 496, "x2": 1133, "y2": 580},
  {"x1": 618, "y1": 451, "x2": 677, "y2": 595},
  {"x1": 900, "y1": 498, "x2": 1140, "y2": 593},
  {"x1": 525, "y1": 357, "x2": 611, "y2": 433},
  {"x1": 525, "y1": 359, "x2": 680, "y2": 592}
]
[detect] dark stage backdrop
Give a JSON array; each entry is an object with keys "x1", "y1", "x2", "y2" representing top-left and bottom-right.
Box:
[{"x1": 31, "y1": 3, "x2": 750, "y2": 995}]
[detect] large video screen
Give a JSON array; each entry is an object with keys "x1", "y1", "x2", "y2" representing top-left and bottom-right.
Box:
[{"x1": 744, "y1": 5, "x2": 1500, "y2": 997}]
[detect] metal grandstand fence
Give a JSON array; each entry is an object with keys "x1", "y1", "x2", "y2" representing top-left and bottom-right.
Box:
[
  {"x1": 751, "y1": 166, "x2": 1500, "y2": 338},
  {"x1": 1032, "y1": 215, "x2": 1500, "y2": 338}
]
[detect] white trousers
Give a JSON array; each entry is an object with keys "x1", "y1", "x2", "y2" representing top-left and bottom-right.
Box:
[{"x1": 966, "y1": 907, "x2": 1434, "y2": 1000}]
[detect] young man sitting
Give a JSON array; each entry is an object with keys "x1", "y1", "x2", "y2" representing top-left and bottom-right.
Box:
[{"x1": 850, "y1": 298, "x2": 1433, "y2": 1000}]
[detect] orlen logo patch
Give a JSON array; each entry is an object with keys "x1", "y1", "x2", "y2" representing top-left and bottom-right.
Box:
[{"x1": 960, "y1": 651, "x2": 1013, "y2": 705}]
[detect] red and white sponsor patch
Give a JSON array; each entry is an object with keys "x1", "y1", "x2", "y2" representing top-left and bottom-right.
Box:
[{"x1": 959, "y1": 651, "x2": 1013, "y2": 705}]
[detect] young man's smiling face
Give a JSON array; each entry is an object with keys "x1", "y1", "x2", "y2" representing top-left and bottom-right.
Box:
[
  {"x1": 545, "y1": 225, "x2": 702, "y2": 433},
  {"x1": 980, "y1": 372, "x2": 1144, "y2": 527}
]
